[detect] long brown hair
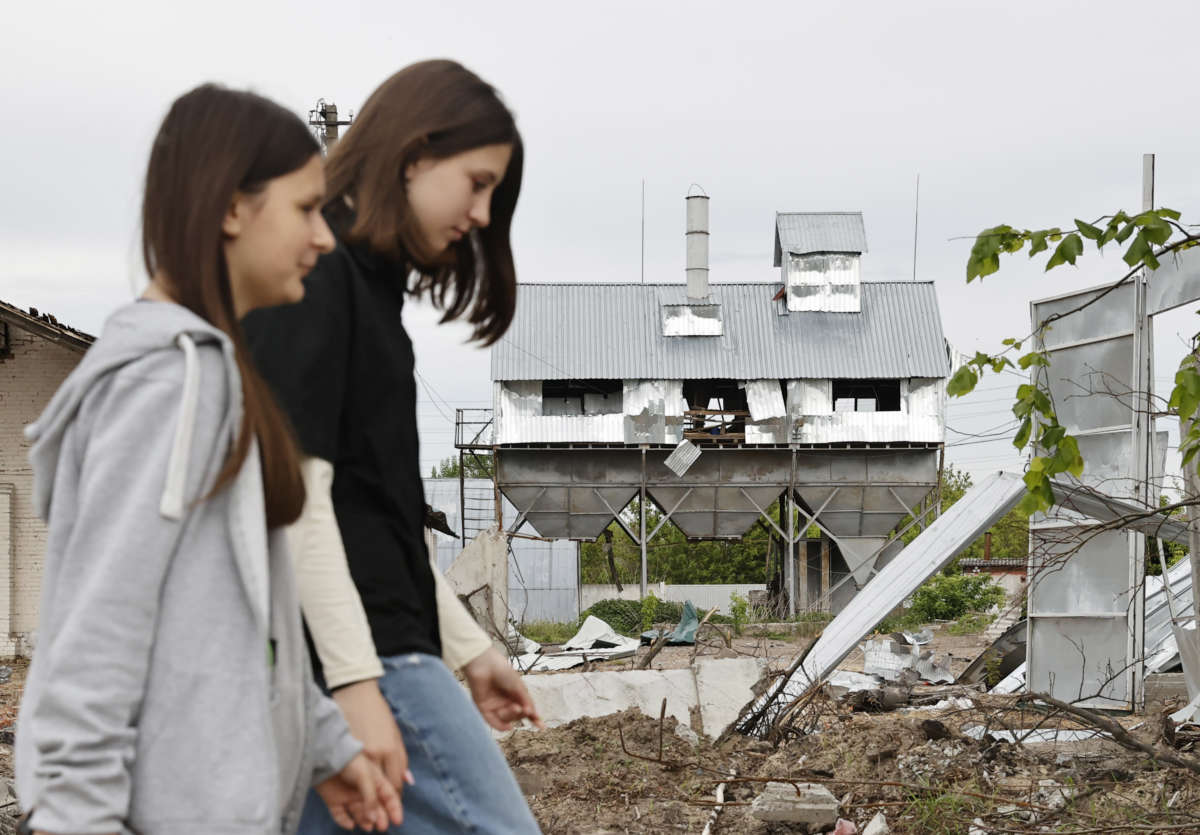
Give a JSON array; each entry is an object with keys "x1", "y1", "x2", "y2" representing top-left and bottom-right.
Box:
[
  {"x1": 324, "y1": 59, "x2": 523, "y2": 345},
  {"x1": 141, "y1": 84, "x2": 310, "y2": 527}
]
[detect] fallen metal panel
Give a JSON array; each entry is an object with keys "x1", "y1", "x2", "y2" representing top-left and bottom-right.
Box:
[
  {"x1": 663, "y1": 439, "x2": 701, "y2": 477},
  {"x1": 741, "y1": 471, "x2": 1029, "y2": 730},
  {"x1": 741, "y1": 472, "x2": 1191, "y2": 730}
]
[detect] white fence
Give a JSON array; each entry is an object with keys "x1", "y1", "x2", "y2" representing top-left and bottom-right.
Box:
[{"x1": 581, "y1": 583, "x2": 766, "y2": 616}]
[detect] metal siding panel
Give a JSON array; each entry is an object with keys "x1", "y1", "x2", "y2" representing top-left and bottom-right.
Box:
[{"x1": 493, "y1": 282, "x2": 948, "y2": 381}]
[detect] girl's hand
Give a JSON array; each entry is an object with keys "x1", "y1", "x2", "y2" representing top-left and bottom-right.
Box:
[
  {"x1": 463, "y1": 645, "x2": 544, "y2": 732},
  {"x1": 315, "y1": 752, "x2": 403, "y2": 831}
]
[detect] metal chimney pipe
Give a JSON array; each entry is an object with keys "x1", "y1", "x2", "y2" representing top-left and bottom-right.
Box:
[{"x1": 686, "y1": 193, "x2": 709, "y2": 300}]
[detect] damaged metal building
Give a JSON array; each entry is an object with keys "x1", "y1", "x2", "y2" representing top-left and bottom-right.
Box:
[{"x1": 466, "y1": 198, "x2": 953, "y2": 615}]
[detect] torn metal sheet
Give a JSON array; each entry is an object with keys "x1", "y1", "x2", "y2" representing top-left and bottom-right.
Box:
[
  {"x1": 991, "y1": 662, "x2": 1026, "y2": 695},
  {"x1": 958, "y1": 618, "x2": 1026, "y2": 687},
  {"x1": 664, "y1": 439, "x2": 701, "y2": 477},
  {"x1": 1171, "y1": 691, "x2": 1200, "y2": 725},
  {"x1": 623, "y1": 379, "x2": 684, "y2": 445},
  {"x1": 862, "y1": 639, "x2": 953, "y2": 684},
  {"x1": 739, "y1": 472, "x2": 1193, "y2": 733},
  {"x1": 894, "y1": 628, "x2": 933, "y2": 646},
  {"x1": 562, "y1": 615, "x2": 640, "y2": 652},
  {"x1": 1147, "y1": 245, "x2": 1200, "y2": 316},
  {"x1": 1173, "y1": 623, "x2": 1200, "y2": 698},
  {"x1": 513, "y1": 615, "x2": 641, "y2": 672},
  {"x1": 790, "y1": 412, "x2": 944, "y2": 445},
  {"x1": 824, "y1": 670, "x2": 884, "y2": 698},
  {"x1": 963, "y1": 726, "x2": 1107, "y2": 744},
  {"x1": 785, "y1": 253, "x2": 862, "y2": 313},
  {"x1": 496, "y1": 380, "x2": 627, "y2": 444},
  {"x1": 744, "y1": 380, "x2": 787, "y2": 420},
  {"x1": 661, "y1": 303, "x2": 723, "y2": 336}
]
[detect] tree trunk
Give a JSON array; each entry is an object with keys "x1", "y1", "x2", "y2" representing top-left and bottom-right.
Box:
[{"x1": 603, "y1": 528, "x2": 622, "y2": 592}]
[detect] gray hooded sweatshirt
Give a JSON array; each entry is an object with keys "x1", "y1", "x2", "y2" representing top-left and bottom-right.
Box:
[{"x1": 15, "y1": 301, "x2": 361, "y2": 834}]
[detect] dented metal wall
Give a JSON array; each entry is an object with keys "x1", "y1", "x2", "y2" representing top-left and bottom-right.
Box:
[
  {"x1": 785, "y1": 253, "x2": 862, "y2": 313},
  {"x1": 497, "y1": 376, "x2": 945, "y2": 447},
  {"x1": 494, "y1": 380, "x2": 688, "y2": 445},
  {"x1": 1028, "y1": 282, "x2": 1143, "y2": 709},
  {"x1": 623, "y1": 380, "x2": 685, "y2": 445},
  {"x1": 661, "y1": 303, "x2": 723, "y2": 336}
]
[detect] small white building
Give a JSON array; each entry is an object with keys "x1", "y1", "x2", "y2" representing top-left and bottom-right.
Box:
[{"x1": 0, "y1": 300, "x2": 93, "y2": 656}]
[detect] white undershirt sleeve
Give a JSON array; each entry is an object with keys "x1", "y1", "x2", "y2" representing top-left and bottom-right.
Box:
[
  {"x1": 287, "y1": 456, "x2": 384, "y2": 689},
  {"x1": 430, "y1": 546, "x2": 495, "y2": 672}
]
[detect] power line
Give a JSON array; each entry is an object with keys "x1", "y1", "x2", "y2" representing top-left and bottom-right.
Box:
[{"x1": 414, "y1": 371, "x2": 453, "y2": 423}]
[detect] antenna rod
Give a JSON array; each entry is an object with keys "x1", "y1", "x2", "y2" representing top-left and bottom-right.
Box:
[
  {"x1": 641, "y1": 179, "x2": 645, "y2": 284},
  {"x1": 912, "y1": 173, "x2": 920, "y2": 281}
]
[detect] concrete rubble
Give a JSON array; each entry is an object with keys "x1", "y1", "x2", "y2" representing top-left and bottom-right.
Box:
[
  {"x1": 518, "y1": 656, "x2": 765, "y2": 738},
  {"x1": 749, "y1": 781, "x2": 838, "y2": 829},
  {"x1": 861, "y1": 811, "x2": 890, "y2": 835}
]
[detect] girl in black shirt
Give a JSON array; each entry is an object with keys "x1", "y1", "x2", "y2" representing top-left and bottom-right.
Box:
[{"x1": 245, "y1": 60, "x2": 540, "y2": 834}]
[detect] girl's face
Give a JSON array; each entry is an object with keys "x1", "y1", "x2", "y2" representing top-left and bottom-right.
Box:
[
  {"x1": 223, "y1": 154, "x2": 335, "y2": 316},
  {"x1": 405, "y1": 143, "x2": 513, "y2": 258}
]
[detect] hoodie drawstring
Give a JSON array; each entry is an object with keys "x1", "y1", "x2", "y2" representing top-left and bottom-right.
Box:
[{"x1": 159, "y1": 334, "x2": 200, "y2": 520}]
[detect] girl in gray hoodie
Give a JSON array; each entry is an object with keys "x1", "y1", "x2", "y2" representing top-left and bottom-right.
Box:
[{"x1": 15, "y1": 85, "x2": 403, "y2": 835}]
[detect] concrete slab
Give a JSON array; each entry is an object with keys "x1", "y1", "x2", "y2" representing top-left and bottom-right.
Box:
[
  {"x1": 694, "y1": 657, "x2": 767, "y2": 737},
  {"x1": 749, "y1": 781, "x2": 838, "y2": 828},
  {"x1": 517, "y1": 657, "x2": 768, "y2": 739},
  {"x1": 522, "y1": 668, "x2": 698, "y2": 729}
]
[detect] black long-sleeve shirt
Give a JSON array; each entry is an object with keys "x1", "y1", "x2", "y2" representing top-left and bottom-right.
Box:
[{"x1": 244, "y1": 238, "x2": 441, "y2": 671}]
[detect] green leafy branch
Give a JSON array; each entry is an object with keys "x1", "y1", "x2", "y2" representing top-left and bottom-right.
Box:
[{"x1": 952, "y1": 207, "x2": 1200, "y2": 513}]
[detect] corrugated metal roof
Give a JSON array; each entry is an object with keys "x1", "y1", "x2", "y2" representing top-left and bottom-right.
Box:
[
  {"x1": 773, "y1": 212, "x2": 868, "y2": 265},
  {"x1": 492, "y1": 282, "x2": 949, "y2": 381}
]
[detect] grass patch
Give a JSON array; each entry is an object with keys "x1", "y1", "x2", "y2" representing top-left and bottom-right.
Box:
[
  {"x1": 946, "y1": 610, "x2": 995, "y2": 635},
  {"x1": 519, "y1": 620, "x2": 579, "y2": 645},
  {"x1": 902, "y1": 787, "x2": 986, "y2": 835}
]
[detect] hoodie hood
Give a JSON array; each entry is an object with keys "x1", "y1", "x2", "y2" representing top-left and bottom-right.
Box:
[{"x1": 25, "y1": 300, "x2": 242, "y2": 523}]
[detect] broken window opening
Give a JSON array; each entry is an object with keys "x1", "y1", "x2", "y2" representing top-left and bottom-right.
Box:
[
  {"x1": 682, "y1": 380, "x2": 749, "y2": 440},
  {"x1": 541, "y1": 379, "x2": 622, "y2": 416},
  {"x1": 832, "y1": 379, "x2": 901, "y2": 413}
]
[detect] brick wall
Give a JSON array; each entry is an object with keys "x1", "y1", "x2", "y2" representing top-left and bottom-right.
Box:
[{"x1": 0, "y1": 323, "x2": 85, "y2": 656}]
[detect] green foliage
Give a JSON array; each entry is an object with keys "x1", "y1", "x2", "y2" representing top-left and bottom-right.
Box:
[
  {"x1": 579, "y1": 598, "x2": 685, "y2": 636},
  {"x1": 902, "y1": 788, "x2": 986, "y2": 835},
  {"x1": 580, "y1": 499, "x2": 769, "y2": 585},
  {"x1": 1147, "y1": 494, "x2": 1190, "y2": 576},
  {"x1": 729, "y1": 593, "x2": 749, "y2": 636},
  {"x1": 946, "y1": 611, "x2": 995, "y2": 635},
  {"x1": 959, "y1": 207, "x2": 1200, "y2": 512},
  {"x1": 641, "y1": 592, "x2": 659, "y2": 634},
  {"x1": 908, "y1": 574, "x2": 1006, "y2": 623},
  {"x1": 519, "y1": 620, "x2": 579, "y2": 645},
  {"x1": 429, "y1": 453, "x2": 494, "y2": 479},
  {"x1": 899, "y1": 465, "x2": 1029, "y2": 568},
  {"x1": 983, "y1": 649, "x2": 1004, "y2": 688}
]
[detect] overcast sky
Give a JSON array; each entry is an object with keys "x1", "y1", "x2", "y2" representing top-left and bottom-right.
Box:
[{"x1": 5, "y1": 0, "x2": 1200, "y2": 487}]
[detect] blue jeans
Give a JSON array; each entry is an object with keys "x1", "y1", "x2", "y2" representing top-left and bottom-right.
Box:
[{"x1": 298, "y1": 652, "x2": 541, "y2": 834}]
